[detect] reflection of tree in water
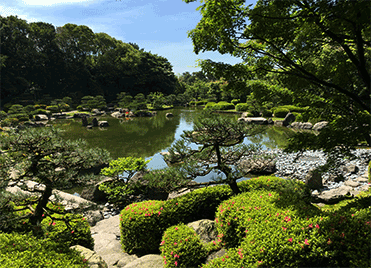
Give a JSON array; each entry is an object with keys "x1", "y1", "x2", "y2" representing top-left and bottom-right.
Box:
[{"x1": 247, "y1": 126, "x2": 294, "y2": 149}]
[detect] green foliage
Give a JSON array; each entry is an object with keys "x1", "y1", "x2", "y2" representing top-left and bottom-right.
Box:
[
  {"x1": 235, "y1": 103, "x2": 249, "y2": 112},
  {"x1": 0, "y1": 117, "x2": 18, "y2": 126},
  {"x1": 31, "y1": 108, "x2": 51, "y2": 116},
  {"x1": 204, "y1": 101, "x2": 234, "y2": 111},
  {"x1": 368, "y1": 161, "x2": 371, "y2": 183},
  {"x1": 160, "y1": 224, "x2": 208, "y2": 268},
  {"x1": 261, "y1": 109, "x2": 272, "y2": 117},
  {"x1": 0, "y1": 232, "x2": 89, "y2": 268},
  {"x1": 41, "y1": 213, "x2": 94, "y2": 250},
  {"x1": 0, "y1": 110, "x2": 7, "y2": 120},
  {"x1": 120, "y1": 185, "x2": 233, "y2": 254},
  {"x1": 273, "y1": 107, "x2": 289, "y2": 118},
  {"x1": 46, "y1": 105, "x2": 61, "y2": 113},
  {"x1": 99, "y1": 157, "x2": 150, "y2": 207},
  {"x1": 231, "y1": 99, "x2": 240, "y2": 105},
  {"x1": 203, "y1": 184, "x2": 370, "y2": 268}
]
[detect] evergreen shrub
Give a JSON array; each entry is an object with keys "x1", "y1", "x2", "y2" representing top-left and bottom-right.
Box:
[
  {"x1": 273, "y1": 107, "x2": 289, "y2": 118},
  {"x1": 261, "y1": 109, "x2": 272, "y2": 117},
  {"x1": 0, "y1": 111, "x2": 7, "y2": 120},
  {"x1": 368, "y1": 161, "x2": 371, "y2": 182},
  {"x1": 160, "y1": 224, "x2": 208, "y2": 268},
  {"x1": 41, "y1": 213, "x2": 94, "y2": 250},
  {"x1": 235, "y1": 103, "x2": 249, "y2": 112},
  {"x1": 0, "y1": 232, "x2": 89, "y2": 268},
  {"x1": 1, "y1": 117, "x2": 19, "y2": 126},
  {"x1": 231, "y1": 99, "x2": 240, "y2": 105},
  {"x1": 34, "y1": 104, "x2": 48, "y2": 109},
  {"x1": 31, "y1": 109, "x2": 51, "y2": 116}
]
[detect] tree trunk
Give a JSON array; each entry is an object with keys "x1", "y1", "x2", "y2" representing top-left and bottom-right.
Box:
[
  {"x1": 228, "y1": 179, "x2": 240, "y2": 195},
  {"x1": 30, "y1": 184, "x2": 53, "y2": 226}
]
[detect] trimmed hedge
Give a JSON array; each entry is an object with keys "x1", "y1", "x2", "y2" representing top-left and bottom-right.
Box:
[
  {"x1": 204, "y1": 101, "x2": 235, "y2": 111},
  {"x1": 204, "y1": 189, "x2": 371, "y2": 268},
  {"x1": 119, "y1": 177, "x2": 309, "y2": 254},
  {"x1": 0, "y1": 232, "x2": 89, "y2": 267},
  {"x1": 273, "y1": 107, "x2": 289, "y2": 118},
  {"x1": 160, "y1": 224, "x2": 207, "y2": 268},
  {"x1": 235, "y1": 103, "x2": 249, "y2": 112}
]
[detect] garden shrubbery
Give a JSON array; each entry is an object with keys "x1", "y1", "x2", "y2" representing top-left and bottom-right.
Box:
[
  {"x1": 120, "y1": 176, "x2": 370, "y2": 267},
  {"x1": 235, "y1": 103, "x2": 249, "y2": 112},
  {"x1": 204, "y1": 101, "x2": 235, "y2": 111},
  {"x1": 0, "y1": 232, "x2": 89, "y2": 268},
  {"x1": 272, "y1": 107, "x2": 289, "y2": 118}
]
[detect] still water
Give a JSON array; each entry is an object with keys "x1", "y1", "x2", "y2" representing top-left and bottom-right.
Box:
[{"x1": 52, "y1": 108, "x2": 293, "y2": 180}]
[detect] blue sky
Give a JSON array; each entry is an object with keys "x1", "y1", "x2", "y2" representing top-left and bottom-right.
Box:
[{"x1": 0, "y1": 0, "x2": 255, "y2": 75}]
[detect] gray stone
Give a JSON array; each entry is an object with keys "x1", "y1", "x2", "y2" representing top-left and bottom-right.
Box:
[
  {"x1": 343, "y1": 164, "x2": 359, "y2": 174},
  {"x1": 245, "y1": 117, "x2": 268, "y2": 125},
  {"x1": 239, "y1": 159, "x2": 276, "y2": 175},
  {"x1": 205, "y1": 248, "x2": 227, "y2": 264},
  {"x1": 84, "y1": 210, "x2": 104, "y2": 227},
  {"x1": 283, "y1": 112, "x2": 296, "y2": 126},
  {"x1": 313, "y1": 185, "x2": 353, "y2": 204},
  {"x1": 122, "y1": 254, "x2": 163, "y2": 268},
  {"x1": 313, "y1": 121, "x2": 328, "y2": 131},
  {"x1": 35, "y1": 114, "x2": 48, "y2": 121},
  {"x1": 302, "y1": 122, "x2": 313, "y2": 129},
  {"x1": 165, "y1": 113, "x2": 174, "y2": 117},
  {"x1": 267, "y1": 118, "x2": 274, "y2": 124},
  {"x1": 111, "y1": 111, "x2": 125, "y2": 118},
  {"x1": 70, "y1": 245, "x2": 108, "y2": 268},
  {"x1": 355, "y1": 177, "x2": 368, "y2": 183},
  {"x1": 344, "y1": 180, "x2": 360, "y2": 187},
  {"x1": 92, "y1": 118, "x2": 99, "y2": 127},
  {"x1": 187, "y1": 219, "x2": 218, "y2": 243},
  {"x1": 305, "y1": 169, "x2": 323, "y2": 190},
  {"x1": 117, "y1": 255, "x2": 139, "y2": 268},
  {"x1": 241, "y1": 112, "x2": 249, "y2": 118},
  {"x1": 274, "y1": 120, "x2": 284, "y2": 126},
  {"x1": 99, "y1": 121, "x2": 109, "y2": 127}
]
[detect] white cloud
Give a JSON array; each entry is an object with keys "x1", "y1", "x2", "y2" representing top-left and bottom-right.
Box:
[
  {"x1": 0, "y1": 5, "x2": 39, "y2": 22},
  {"x1": 21, "y1": 0, "x2": 95, "y2": 6}
]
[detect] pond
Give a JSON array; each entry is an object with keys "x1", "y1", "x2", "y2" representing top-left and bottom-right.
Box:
[{"x1": 52, "y1": 108, "x2": 294, "y2": 177}]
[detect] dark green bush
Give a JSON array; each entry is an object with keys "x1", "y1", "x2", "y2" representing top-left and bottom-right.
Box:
[
  {"x1": 261, "y1": 109, "x2": 272, "y2": 117},
  {"x1": 41, "y1": 213, "x2": 94, "y2": 250},
  {"x1": 160, "y1": 224, "x2": 208, "y2": 268},
  {"x1": 368, "y1": 161, "x2": 371, "y2": 182},
  {"x1": 31, "y1": 108, "x2": 51, "y2": 116},
  {"x1": 0, "y1": 111, "x2": 7, "y2": 120},
  {"x1": 235, "y1": 103, "x2": 249, "y2": 112},
  {"x1": 273, "y1": 107, "x2": 289, "y2": 118},
  {"x1": 1, "y1": 117, "x2": 19, "y2": 126},
  {"x1": 34, "y1": 104, "x2": 48, "y2": 109},
  {"x1": 231, "y1": 99, "x2": 240, "y2": 105},
  {"x1": 205, "y1": 101, "x2": 235, "y2": 111},
  {"x1": 279, "y1": 105, "x2": 308, "y2": 113},
  {"x1": 0, "y1": 232, "x2": 89, "y2": 267},
  {"x1": 204, "y1": 102, "x2": 217, "y2": 110},
  {"x1": 196, "y1": 100, "x2": 208, "y2": 106}
]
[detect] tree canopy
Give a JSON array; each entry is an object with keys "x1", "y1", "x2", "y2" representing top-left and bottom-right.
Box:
[{"x1": 184, "y1": 0, "x2": 371, "y2": 147}]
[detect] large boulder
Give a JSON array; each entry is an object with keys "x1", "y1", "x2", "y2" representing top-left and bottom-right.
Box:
[
  {"x1": 98, "y1": 121, "x2": 109, "y2": 127},
  {"x1": 289, "y1": 122, "x2": 313, "y2": 129},
  {"x1": 283, "y1": 112, "x2": 296, "y2": 126},
  {"x1": 187, "y1": 219, "x2": 218, "y2": 243},
  {"x1": 121, "y1": 254, "x2": 163, "y2": 268},
  {"x1": 305, "y1": 169, "x2": 323, "y2": 190},
  {"x1": 343, "y1": 164, "x2": 359, "y2": 174},
  {"x1": 238, "y1": 159, "x2": 276, "y2": 175},
  {"x1": 312, "y1": 185, "x2": 353, "y2": 204},
  {"x1": 70, "y1": 245, "x2": 108, "y2": 268},
  {"x1": 34, "y1": 114, "x2": 48, "y2": 121},
  {"x1": 84, "y1": 210, "x2": 104, "y2": 227},
  {"x1": 313, "y1": 121, "x2": 328, "y2": 131},
  {"x1": 111, "y1": 111, "x2": 126, "y2": 118},
  {"x1": 245, "y1": 117, "x2": 268, "y2": 125},
  {"x1": 92, "y1": 118, "x2": 99, "y2": 127}
]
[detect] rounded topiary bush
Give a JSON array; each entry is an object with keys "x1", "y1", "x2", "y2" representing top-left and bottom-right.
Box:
[
  {"x1": 261, "y1": 109, "x2": 272, "y2": 117},
  {"x1": 0, "y1": 232, "x2": 89, "y2": 267},
  {"x1": 160, "y1": 224, "x2": 207, "y2": 268},
  {"x1": 204, "y1": 102, "x2": 217, "y2": 110},
  {"x1": 235, "y1": 103, "x2": 249, "y2": 112},
  {"x1": 120, "y1": 185, "x2": 233, "y2": 254},
  {"x1": 41, "y1": 213, "x2": 94, "y2": 250},
  {"x1": 273, "y1": 107, "x2": 289, "y2": 118}
]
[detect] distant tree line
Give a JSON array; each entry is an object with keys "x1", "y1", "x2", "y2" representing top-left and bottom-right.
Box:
[{"x1": 0, "y1": 16, "x2": 179, "y2": 108}]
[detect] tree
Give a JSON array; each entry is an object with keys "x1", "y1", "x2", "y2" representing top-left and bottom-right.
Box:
[
  {"x1": 163, "y1": 112, "x2": 263, "y2": 194},
  {"x1": 184, "y1": 0, "x2": 371, "y2": 147},
  {"x1": 0, "y1": 128, "x2": 110, "y2": 228}
]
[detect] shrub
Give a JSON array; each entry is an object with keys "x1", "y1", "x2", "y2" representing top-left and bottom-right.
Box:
[
  {"x1": 46, "y1": 105, "x2": 60, "y2": 113},
  {"x1": 273, "y1": 107, "x2": 289, "y2": 118},
  {"x1": 231, "y1": 99, "x2": 240, "y2": 105},
  {"x1": 41, "y1": 213, "x2": 94, "y2": 250},
  {"x1": 1, "y1": 117, "x2": 19, "y2": 127},
  {"x1": 235, "y1": 103, "x2": 249, "y2": 112},
  {"x1": 0, "y1": 111, "x2": 7, "y2": 120},
  {"x1": 204, "y1": 102, "x2": 216, "y2": 110},
  {"x1": 196, "y1": 100, "x2": 208, "y2": 106},
  {"x1": 31, "y1": 108, "x2": 51, "y2": 116},
  {"x1": 0, "y1": 232, "x2": 89, "y2": 267},
  {"x1": 261, "y1": 109, "x2": 272, "y2": 117},
  {"x1": 34, "y1": 104, "x2": 47, "y2": 109},
  {"x1": 160, "y1": 224, "x2": 208, "y2": 268},
  {"x1": 368, "y1": 161, "x2": 371, "y2": 182},
  {"x1": 120, "y1": 185, "x2": 233, "y2": 254},
  {"x1": 216, "y1": 101, "x2": 235, "y2": 110},
  {"x1": 279, "y1": 105, "x2": 308, "y2": 113},
  {"x1": 204, "y1": 187, "x2": 371, "y2": 268}
]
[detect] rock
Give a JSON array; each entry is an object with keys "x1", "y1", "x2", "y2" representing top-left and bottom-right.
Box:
[
  {"x1": 313, "y1": 121, "x2": 328, "y2": 131},
  {"x1": 82, "y1": 116, "x2": 88, "y2": 126},
  {"x1": 127, "y1": 111, "x2": 136, "y2": 117},
  {"x1": 290, "y1": 122, "x2": 313, "y2": 129},
  {"x1": 283, "y1": 112, "x2": 296, "y2": 126},
  {"x1": 241, "y1": 112, "x2": 249, "y2": 118},
  {"x1": 74, "y1": 113, "x2": 89, "y2": 119},
  {"x1": 92, "y1": 109, "x2": 101, "y2": 114},
  {"x1": 92, "y1": 118, "x2": 99, "y2": 127},
  {"x1": 187, "y1": 219, "x2": 218, "y2": 243},
  {"x1": 111, "y1": 111, "x2": 126, "y2": 118},
  {"x1": 355, "y1": 177, "x2": 368, "y2": 183},
  {"x1": 274, "y1": 120, "x2": 284, "y2": 126},
  {"x1": 344, "y1": 180, "x2": 360, "y2": 187},
  {"x1": 325, "y1": 174, "x2": 345, "y2": 183},
  {"x1": 312, "y1": 185, "x2": 353, "y2": 204},
  {"x1": 99, "y1": 121, "x2": 109, "y2": 127},
  {"x1": 23, "y1": 121, "x2": 36, "y2": 127},
  {"x1": 87, "y1": 125, "x2": 93, "y2": 129},
  {"x1": 305, "y1": 169, "x2": 323, "y2": 190},
  {"x1": 165, "y1": 113, "x2": 174, "y2": 117},
  {"x1": 70, "y1": 245, "x2": 108, "y2": 268},
  {"x1": 239, "y1": 159, "x2": 276, "y2": 175},
  {"x1": 117, "y1": 255, "x2": 139, "y2": 268},
  {"x1": 122, "y1": 254, "x2": 163, "y2": 268},
  {"x1": 343, "y1": 164, "x2": 359, "y2": 174},
  {"x1": 84, "y1": 210, "x2": 104, "y2": 226},
  {"x1": 245, "y1": 117, "x2": 268, "y2": 125},
  {"x1": 267, "y1": 118, "x2": 274, "y2": 124},
  {"x1": 35, "y1": 114, "x2": 48, "y2": 121},
  {"x1": 205, "y1": 248, "x2": 227, "y2": 264},
  {"x1": 302, "y1": 122, "x2": 313, "y2": 129}
]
